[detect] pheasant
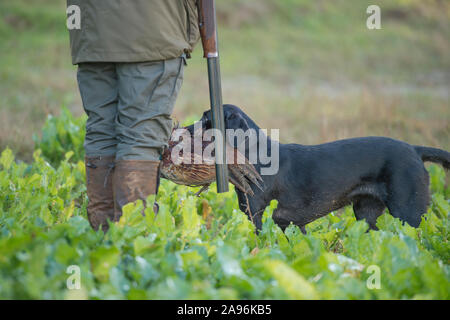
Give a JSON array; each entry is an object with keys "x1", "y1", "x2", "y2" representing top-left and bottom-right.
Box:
[{"x1": 160, "y1": 126, "x2": 263, "y2": 196}]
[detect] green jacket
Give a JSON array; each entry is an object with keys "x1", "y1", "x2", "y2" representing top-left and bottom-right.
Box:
[{"x1": 67, "y1": 0, "x2": 200, "y2": 64}]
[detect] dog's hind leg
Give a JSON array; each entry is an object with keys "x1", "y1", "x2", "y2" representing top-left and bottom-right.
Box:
[{"x1": 353, "y1": 197, "x2": 386, "y2": 230}]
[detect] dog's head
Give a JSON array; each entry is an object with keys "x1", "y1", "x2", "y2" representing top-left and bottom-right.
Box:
[
  {"x1": 198, "y1": 104, "x2": 255, "y2": 132},
  {"x1": 185, "y1": 104, "x2": 262, "y2": 151}
]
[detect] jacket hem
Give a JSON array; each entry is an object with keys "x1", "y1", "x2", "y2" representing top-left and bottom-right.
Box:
[{"x1": 71, "y1": 49, "x2": 187, "y2": 65}]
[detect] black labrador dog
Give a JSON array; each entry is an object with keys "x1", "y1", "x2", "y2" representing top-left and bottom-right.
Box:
[{"x1": 190, "y1": 104, "x2": 449, "y2": 231}]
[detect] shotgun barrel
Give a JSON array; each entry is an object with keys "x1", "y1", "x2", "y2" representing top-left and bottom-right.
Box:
[{"x1": 198, "y1": 0, "x2": 229, "y2": 193}]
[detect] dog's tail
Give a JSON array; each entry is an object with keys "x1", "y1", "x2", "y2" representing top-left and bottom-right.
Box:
[{"x1": 414, "y1": 146, "x2": 450, "y2": 170}]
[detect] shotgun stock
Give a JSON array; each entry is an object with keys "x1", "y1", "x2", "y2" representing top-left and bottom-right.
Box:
[
  {"x1": 197, "y1": 0, "x2": 229, "y2": 193},
  {"x1": 198, "y1": 0, "x2": 218, "y2": 58}
]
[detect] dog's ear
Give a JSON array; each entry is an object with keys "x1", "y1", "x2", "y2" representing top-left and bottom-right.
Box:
[
  {"x1": 225, "y1": 111, "x2": 250, "y2": 131},
  {"x1": 224, "y1": 111, "x2": 254, "y2": 150}
]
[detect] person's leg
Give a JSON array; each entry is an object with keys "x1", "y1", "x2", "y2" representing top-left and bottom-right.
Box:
[
  {"x1": 113, "y1": 57, "x2": 185, "y2": 218},
  {"x1": 77, "y1": 62, "x2": 118, "y2": 231}
]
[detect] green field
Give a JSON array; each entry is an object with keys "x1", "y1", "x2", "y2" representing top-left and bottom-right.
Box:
[
  {"x1": 0, "y1": 0, "x2": 449, "y2": 299},
  {"x1": 0, "y1": 124, "x2": 449, "y2": 298}
]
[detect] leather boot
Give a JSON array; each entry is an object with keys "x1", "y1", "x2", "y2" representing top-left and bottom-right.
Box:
[
  {"x1": 113, "y1": 160, "x2": 160, "y2": 220},
  {"x1": 85, "y1": 155, "x2": 115, "y2": 232}
]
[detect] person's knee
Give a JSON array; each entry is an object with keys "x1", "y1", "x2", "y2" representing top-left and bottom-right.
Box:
[
  {"x1": 84, "y1": 117, "x2": 118, "y2": 157},
  {"x1": 115, "y1": 114, "x2": 173, "y2": 161}
]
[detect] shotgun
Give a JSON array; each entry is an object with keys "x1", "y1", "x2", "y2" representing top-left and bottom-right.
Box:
[{"x1": 197, "y1": 0, "x2": 229, "y2": 193}]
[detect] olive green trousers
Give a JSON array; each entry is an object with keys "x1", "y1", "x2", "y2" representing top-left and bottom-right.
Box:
[{"x1": 77, "y1": 56, "x2": 185, "y2": 160}]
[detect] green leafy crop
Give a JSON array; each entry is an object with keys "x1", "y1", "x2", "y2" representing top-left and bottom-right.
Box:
[
  {"x1": 33, "y1": 107, "x2": 86, "y2": 167},
  {"x1": 1, "y1": 110, "x2": 449, "y2": 300}
]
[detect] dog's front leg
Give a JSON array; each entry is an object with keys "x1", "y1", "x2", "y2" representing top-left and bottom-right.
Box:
[
  {"x1": 272, "y1": 206, "x2": 308, "y2": 234},
  {"x1": 235, "y1": 190, "x2": 266, "y2": 232}
]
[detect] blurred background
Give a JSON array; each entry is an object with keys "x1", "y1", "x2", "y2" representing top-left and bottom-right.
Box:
[{"x1": 0, "y1": 0, "x2": 448, "y2": 161}]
